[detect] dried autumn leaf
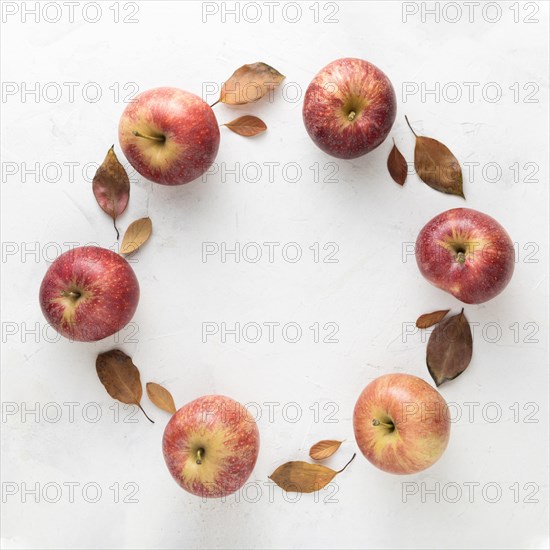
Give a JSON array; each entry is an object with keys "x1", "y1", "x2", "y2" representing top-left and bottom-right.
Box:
[
  {"x1": 92, "y1": 146, "x2": 130, "y2": 240},
  {"x1": 120, "y1": 217, "x2": 152, "y2": 255},
  {"x1": 416, "y1": 309, "x2": 451, "y2": 329},
  {"x1": 96, "y1": 349, "x2": 153, "y2": 423},
  {"x1": 426, "y1": 309, "x2": 473, "y2": 386},
  {"x1": 387, "y1": 140, "x2": 407, "y2": 185},
  {"x1": 216, "y1": 62, "x2": 285, "y2": 106},
  {"x1": 223, "y1": 115, "x2": 267, "y2": 137},
  {"x1": 309, "y1": 440, "x2": 344, "y2": 461},
  {"x1": 269, "y1": 453, "x2": 355, "y2": 493},
  {"x1": 405, "y1": 116, "x2": 464, "y2": 198},
  {"x1": 146, "y1": 382, "x2": 176, "y2": 414}
]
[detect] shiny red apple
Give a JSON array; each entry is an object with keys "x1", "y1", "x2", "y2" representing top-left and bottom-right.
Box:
[
  {"x1": 354, "y1": 373, "x2": 450, "y2": 474},
  {"x1": 416, "y1": 208, "x2": 515, "y2": 304},
  {"x1": 302, "y1": 57, "x2": 396, "y2": 159},
  {"x1": 118, "y1": 87, "x2": 220, "y2": 185},
  {"x1": 163, "y1": 395, "x2": 260, "y2": 498},
  {"x1": 39, "y1": 246, "x2": 139, "y2": 342}
]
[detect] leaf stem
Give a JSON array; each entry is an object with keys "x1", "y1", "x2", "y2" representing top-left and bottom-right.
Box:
[
  {"x1": 113, "y1": 218, "x2": 120, "y2": 241},
  {"x1": 404, "y1": 115, "x2": 418, "y2": 137},
  {"x1": 132, "y1": 131, "x2": 165, "y2": 143},
  {"x1": 138, "y1": 403, "x2": 154, "y2": 423},
  {"x1": 336, "y1": 453, "x2": 356, "y2": 474}
]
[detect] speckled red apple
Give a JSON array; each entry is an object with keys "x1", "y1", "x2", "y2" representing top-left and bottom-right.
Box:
[
  {"x1": 119, "y1": 87, "x2": 220, "y2": 185},
  {"x1": 39, "y1": 246, "x2": 139, "y2": 342},
  {"x1": 163, "y1": 395, "x2": 260, "y2": 498},
  {"x1": 354, "y1": 373, "x2": 450, "y2": 474},
  {"x1": 302, "y1": 58, "x2": 396, "y2": 159},
  {"x1": 416, "y1": 208, "x2": 515, "y2": 304}
]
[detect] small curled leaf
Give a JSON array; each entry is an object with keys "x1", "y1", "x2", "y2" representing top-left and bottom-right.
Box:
[
  {"x1": 223, "y1": 115, "x2": 267, "y2": 137},
  {"x1": 416, "y1": 309, "x2": 451, "y2": 329},
  {"x1": 269, "y1": 453, "x2": 355, "y2": 493},
  {"x1": 146, "y1": 382, "x2": 176, "y2": 415},
  {"x1": 387, "y1": 140, "x2": 407, "y2": 185},
  {"x1": 92, "y1": 146, "x2": 130, "y2": 240},
  {"x1": 96, "y1": 349, "x2": 153, "y2": 423},
  {"x1": 426, "y1": 309, "x2": 473, "y2": 386},
  {"x1": 309, "y1": 440, "x2": 343, "y2": 461},
  {"x1": 215, "y1": 62, "x2": 285, "y2": 106},
  {"x1": 120, "y1": 217, "x2": 152, "y2": 255}
]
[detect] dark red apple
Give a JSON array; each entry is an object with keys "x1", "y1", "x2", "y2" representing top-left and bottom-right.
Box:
[
  {"x1": 354, "y1": 373, "x2": 450, "y2": 474},
  {"x1": 118, "y1": 87, "x2": 220, "y2": 185},
  {"x1": 163, "y1": 395, "x2": 260, "y2": 498},
  {"x1": 39, "y1": 246, "x2": 139, "y2": 342},
  {"x1": 416, "y1": 208, "x2": 515, "y2": 304},
  {"x1": 302, "y1": 58, "x2": 396, "y2": 159}
]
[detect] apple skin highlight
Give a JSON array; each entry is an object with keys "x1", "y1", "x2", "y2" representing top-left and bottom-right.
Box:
[
  {"x1": 353, "y1": 374, "x2": 450, "y2": 475},
  {"x1": 416, "y1": 208, "x2": 515, "y2": 304},
  {"x1": 163, "y1": 395, "x2": 260, "y2": 498}
]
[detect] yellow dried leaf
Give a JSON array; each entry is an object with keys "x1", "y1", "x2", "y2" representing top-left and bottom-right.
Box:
[
  {"x1": 269, "y1": 453, "x2": 355, "y2": 493},
  {"x1": 218, "y1": 62, "x2": 285, "y2": 105},
  {"x1": 120, "y1": 217, "x2": 152, "y2": 255},
  {"x1": 416, "y1": 309, "x2": 451, "y2": 329},
  {"x1": 309, "y1": 440, "x2": 343, "y2": 461},
  {"x1": 146, "y1": 382, "x2": 176, "y2": 414},
  {"x1": 223, "y1": 115, "x2": 267, "y2": 137}
]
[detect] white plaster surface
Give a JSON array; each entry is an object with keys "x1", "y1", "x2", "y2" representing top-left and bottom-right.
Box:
[{"x1": 1, "y1": 1, "x2": 549, "y2": 549}]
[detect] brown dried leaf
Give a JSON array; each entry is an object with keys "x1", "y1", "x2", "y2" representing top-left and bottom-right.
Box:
[
  {"x1": 416, "y1": 309, "x2": 451, "y2": 329},
  {"x1": 218, "y1": 62, "x2": 285, "y2": 105},
  {"x1": 309, "y1": 440, "x2": 343, "y2": 461},
  {"x1": 387, "y1": 140, "x2": 407, "y2": 185},
  {"x1": 405, "y1": 117, "x2": 464, "y2": 198},
  {"x1": 269, "y1": 453, "x2": 355, "y2": 493},
  {"x1": 146, "y1": 382, "x2": 176, "y2": 414},
  {"x1": 427, "y1": 309, "x2": 473, "y2": 386},
  {"x1": 120, "y1": 217, "x2": 152, "y2": 255},
  {"x1": 223, "y1": 115, "x2": 267, "y2": 137},
  {"x1": 96, "y1": 349, "x2": 153, "y2": 423},
  {"x1": 92, "y1": 146, "x2": 130, "y2": 240}
]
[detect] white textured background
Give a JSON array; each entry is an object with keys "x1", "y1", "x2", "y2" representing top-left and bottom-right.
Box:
[{"x1": 1, "y1": 1, "x2": 549, "y2": 549}]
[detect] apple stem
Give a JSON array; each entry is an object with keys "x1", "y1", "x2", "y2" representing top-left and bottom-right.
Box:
[
  {"x1": 348, "y1": 111, "x2": 356, "y2": 121},
  {"x1": 132, "y1": 130, "x2": 165, "y2": 143},
  {"x1": 138, "y1": 404, "x2": 154, "y2": 424},
  {"x1": 456, "y1": 251, "x2": 466, "y2": 264},
  {"x1": 210, "y1": 99, "x2": 220, "y2": 108},
  {"x1": 372, "y1": 419, "x2": 394, "y2": 429},
  {"x1": 196, "y1": 448, "x2": 204, "y2": 465},
  {"x1": 61, "y1": 290, "x2": 81, "y2": 300},
  {"x1": 336, "y1": 453, "x2": 356, "y2": 474},
  {"x1": 404, "y1": 115, "x2": 418, "y2": 137}
]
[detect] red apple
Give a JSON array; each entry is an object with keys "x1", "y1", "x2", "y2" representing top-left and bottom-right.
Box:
[
  {"x1": 302, "y1": 58, "x2": 396, "y2": 159},
  {"x1": 416, "y1": 208, "x2": 515, "y2": 304},
  {"x1": 163, "y1": 395, "x2": 260, "y2": 498},
  {"x1": 39, "y1": 246, "x2": 139, "y2": 342},
  {"x1": 118, "y1": 87, "x2": 220, "y2": 185},
  {"x1": 354, "y1": 374, "x2": 450, "y2": 474}
]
